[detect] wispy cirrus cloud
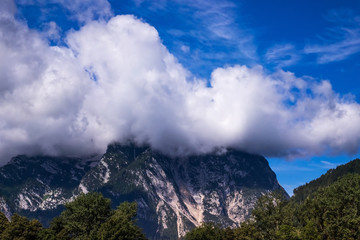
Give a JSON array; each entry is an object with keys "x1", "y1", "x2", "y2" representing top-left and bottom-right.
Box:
[
  {"x1": 16, "y1": 0, "x2": 113, "y2": 24},
  {"x1": 131, "y1": 0, "x2": 257, "y2": 76},
  {"x1": 319, "y1": 160, "x2": 338, "y2": 169},
  {"x1": 304, "y1": 9, "x2": 360, "y2": 64},
  {"x1": 265, "y1": 44, "x2": 301, "y2": 68}
]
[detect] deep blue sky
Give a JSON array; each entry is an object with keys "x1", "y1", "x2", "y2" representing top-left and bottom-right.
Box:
[{"x1": 10, "y1": 0, "x2": 360, "y2": 195}]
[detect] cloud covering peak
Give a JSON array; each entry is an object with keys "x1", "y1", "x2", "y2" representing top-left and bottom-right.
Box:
[{"x1": 1, "y1": 6, "x2": 360, "y2": 165}]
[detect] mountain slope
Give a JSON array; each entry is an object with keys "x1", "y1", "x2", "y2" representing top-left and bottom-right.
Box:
[
  {"x1": 72, "y1": 143, "x2": 286, "y2": 239},
  {"x1": 0, "y1": 154, "x2": 101, "y2": 223},
  {"x1": 293, "y1": 158, "x2": 360, "y2": 202},
  {"x1": 0, "y1": 144, "x2": 285, "y2": 239}
]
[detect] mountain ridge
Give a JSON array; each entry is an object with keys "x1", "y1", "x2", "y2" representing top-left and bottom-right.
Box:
[
  {"x1": 293, "y1": 158, "x2": 360, "y2": 202},
  {"x1": 0, "y1": 143, "x2": 285, "y2": 239}
]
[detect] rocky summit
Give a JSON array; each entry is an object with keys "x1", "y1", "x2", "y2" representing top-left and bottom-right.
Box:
[{"x1": 0, "y1": 143, "x2": 286, "y2": 239}]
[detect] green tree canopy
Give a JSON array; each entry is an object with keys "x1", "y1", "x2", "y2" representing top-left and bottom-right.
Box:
[
  {"x1": 0, "y1": 211, "x2": 9, "y2": 235},
  {"x1": 50, "y1": 192, "x2": 112, "y2": 239},
  {"x1": 300, "y1": 173, "x2": 360, "y2": 240},
  {"x1": 97, "y1": 201, "x2": 147, "y2": 240},
  {"x1": 1, "y1": 213, "x2": 43, "y2": 240},
  {"x1": 184, "y1": 222, "x2": 229, "y2": 240}
]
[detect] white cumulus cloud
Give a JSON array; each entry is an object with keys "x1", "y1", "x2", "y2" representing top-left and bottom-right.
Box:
[{"x1": 1, "y1": 5, "x2": 360, "y2": 164}]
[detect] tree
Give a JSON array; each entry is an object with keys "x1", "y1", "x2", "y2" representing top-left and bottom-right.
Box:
[
  {"x1": 299, "y1": 174, "x2": 360, "y2": 240},
  {"x1": 251, "y1": 191, "x2": 288, "y2": 240},
  {"x1": 50, "y1": 192, "x2": 112, "y2": 239},
  {"x1": 184, "y1": 222, "x2": 225, "y2": 240},
  {"x1": 300, "y1": 219, "x2": 321, "y2": 240},
  {"x1": 97, "y1": 202, "x2": 147, "y2": 240},
  {"x1": 232, "y1": 221, "x2": 261, "y2": 240},
  {"x1": 0, "y1": 211, "x2": 9, "y2": 235},
  {"x1": 1, "y1": 213, "x2": 43, "y2": 240}
]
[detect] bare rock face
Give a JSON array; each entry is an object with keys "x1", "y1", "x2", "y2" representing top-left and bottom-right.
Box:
[
  {"x1": 0, "y1": 154, "x2": 101, "y2": 223},
  {"x1": 0, "y1": 143, "x2": 286, "y2": 239}
]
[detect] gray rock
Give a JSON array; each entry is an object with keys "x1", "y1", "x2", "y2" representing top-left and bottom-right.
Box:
[{"x1": 0, "y1": 143, "x2": 286, "y2": 239}]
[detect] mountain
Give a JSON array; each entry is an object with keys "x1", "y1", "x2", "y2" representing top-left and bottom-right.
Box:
[
  {"x1": 194, "y1": 159, "x2": 360, "y2": 240},
  {"x1": 0, "y1": 154, "x2": 101, "y2": 224},
  {"x1": 0, "y1": 143, "x2": 285, "y2": 239},
  {"x1": 293, "y1": 158, "x2": 360, "y2": 202}
]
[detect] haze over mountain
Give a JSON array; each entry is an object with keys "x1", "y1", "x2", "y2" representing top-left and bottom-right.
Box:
[{"x1": 1, "y1": 0, "x2": 360, "y2": 166}]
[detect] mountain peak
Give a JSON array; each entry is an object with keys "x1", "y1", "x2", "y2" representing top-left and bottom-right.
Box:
[{"x1": 0, "y1": 144, "x2": 285, "y2": 239}]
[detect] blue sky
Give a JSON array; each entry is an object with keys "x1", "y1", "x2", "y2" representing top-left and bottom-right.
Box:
[{"x1": 2, "y1": 0, "x2": 360, "y2": 195}]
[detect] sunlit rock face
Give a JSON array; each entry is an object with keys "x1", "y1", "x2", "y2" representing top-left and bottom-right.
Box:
[{"x1": 0, "y1": 143, "x2": 285, "y2": 239}]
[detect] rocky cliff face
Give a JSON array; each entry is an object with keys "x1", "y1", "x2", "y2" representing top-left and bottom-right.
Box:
[
  {"x1": 0, "y1": 154, "x2": 101, "y2": 223},
  {"x1": 0, "y1": 144, "x2": 285, "y2": 239}
]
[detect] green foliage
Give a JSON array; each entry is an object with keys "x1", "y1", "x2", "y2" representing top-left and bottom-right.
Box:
[
  {"x1": 243, "y1": 173, "x2": 360, "y2": 240},
  {"x1": 251, "y1": 191, "x2": 286, "y2": 239},
  {"x1": 293, "y1": 158, "x2": 360, "y2": 202},
  {"x1": 1, "y1": 213, "x2": 43, "y2": 240},
  {"x1": 232, "y1": 221, "x2": 261, "y2": 240},
  {"x1": 37, "y1": 228, "x2": 58, "y2": 240},
  {"x1": 299, "y1": 174, "x2": 360, "y2": 239},
  {"x1": 49, "y1": 192, "x2": 112, "y2": 239},
  {"x1": 238, "y1": 191, "x2": 299, "y2": 240},
  {"x1": 184, "y1": 222, "x2": 228, "y2": 240},
  {"x1": 0, "y1": 193, "x2": 148, "y2": 240},
  {"x1": 97, "y1": 202, "x2": 147, "y2": 240},
  {"x1": 300, "y1": 219, "x2": 321, "y2": 240},
  {"x1": 0, "y1": 211, "x2": 9, "y2": 235}
]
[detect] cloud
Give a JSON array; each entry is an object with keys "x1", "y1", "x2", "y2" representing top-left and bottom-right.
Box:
[
  {"x1": 265, "y1": 44, "x2": 300, "y2": 68},
  {"x1": 320, "y1": 160, "x2": 337, "y2": 169},
  {"x1": 304, "y1": 31, "x2": 360, "y2": 63},
  {"x1": 304, "y1": 9, "x2": 360, "y2": 63},
  {"x1": 0, "y1": 7, "x2": 92, "y2": 161},
  {"x1": 16, "y1": 0, "x2": 113, "y2": 23},
  {"x1": 185, "y1": 0, "x2": 257, "y2": 60},
  {"x1": 1, "y1": 5, "x2": 360, "y2": 164},
  {"x1": 1, "y1": 0, "x2": 16, "y2": 16},
  {"x1": 133, "y1": 0, "x2": 257, "y2": 76},
  {"x1": 54, "y1": 0, "x2": 113, "y2": 23}
]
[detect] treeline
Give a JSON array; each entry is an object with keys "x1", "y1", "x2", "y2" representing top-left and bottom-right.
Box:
[
  {"x1": 0, "y1": 192, "x2": 147, "y2": 240},
  {"x1": 185, "y1": 173, "x2": 360, "y2": 240},
  {"x1": 293, "y1": 158, "x2": 360, "y2": 202}
]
